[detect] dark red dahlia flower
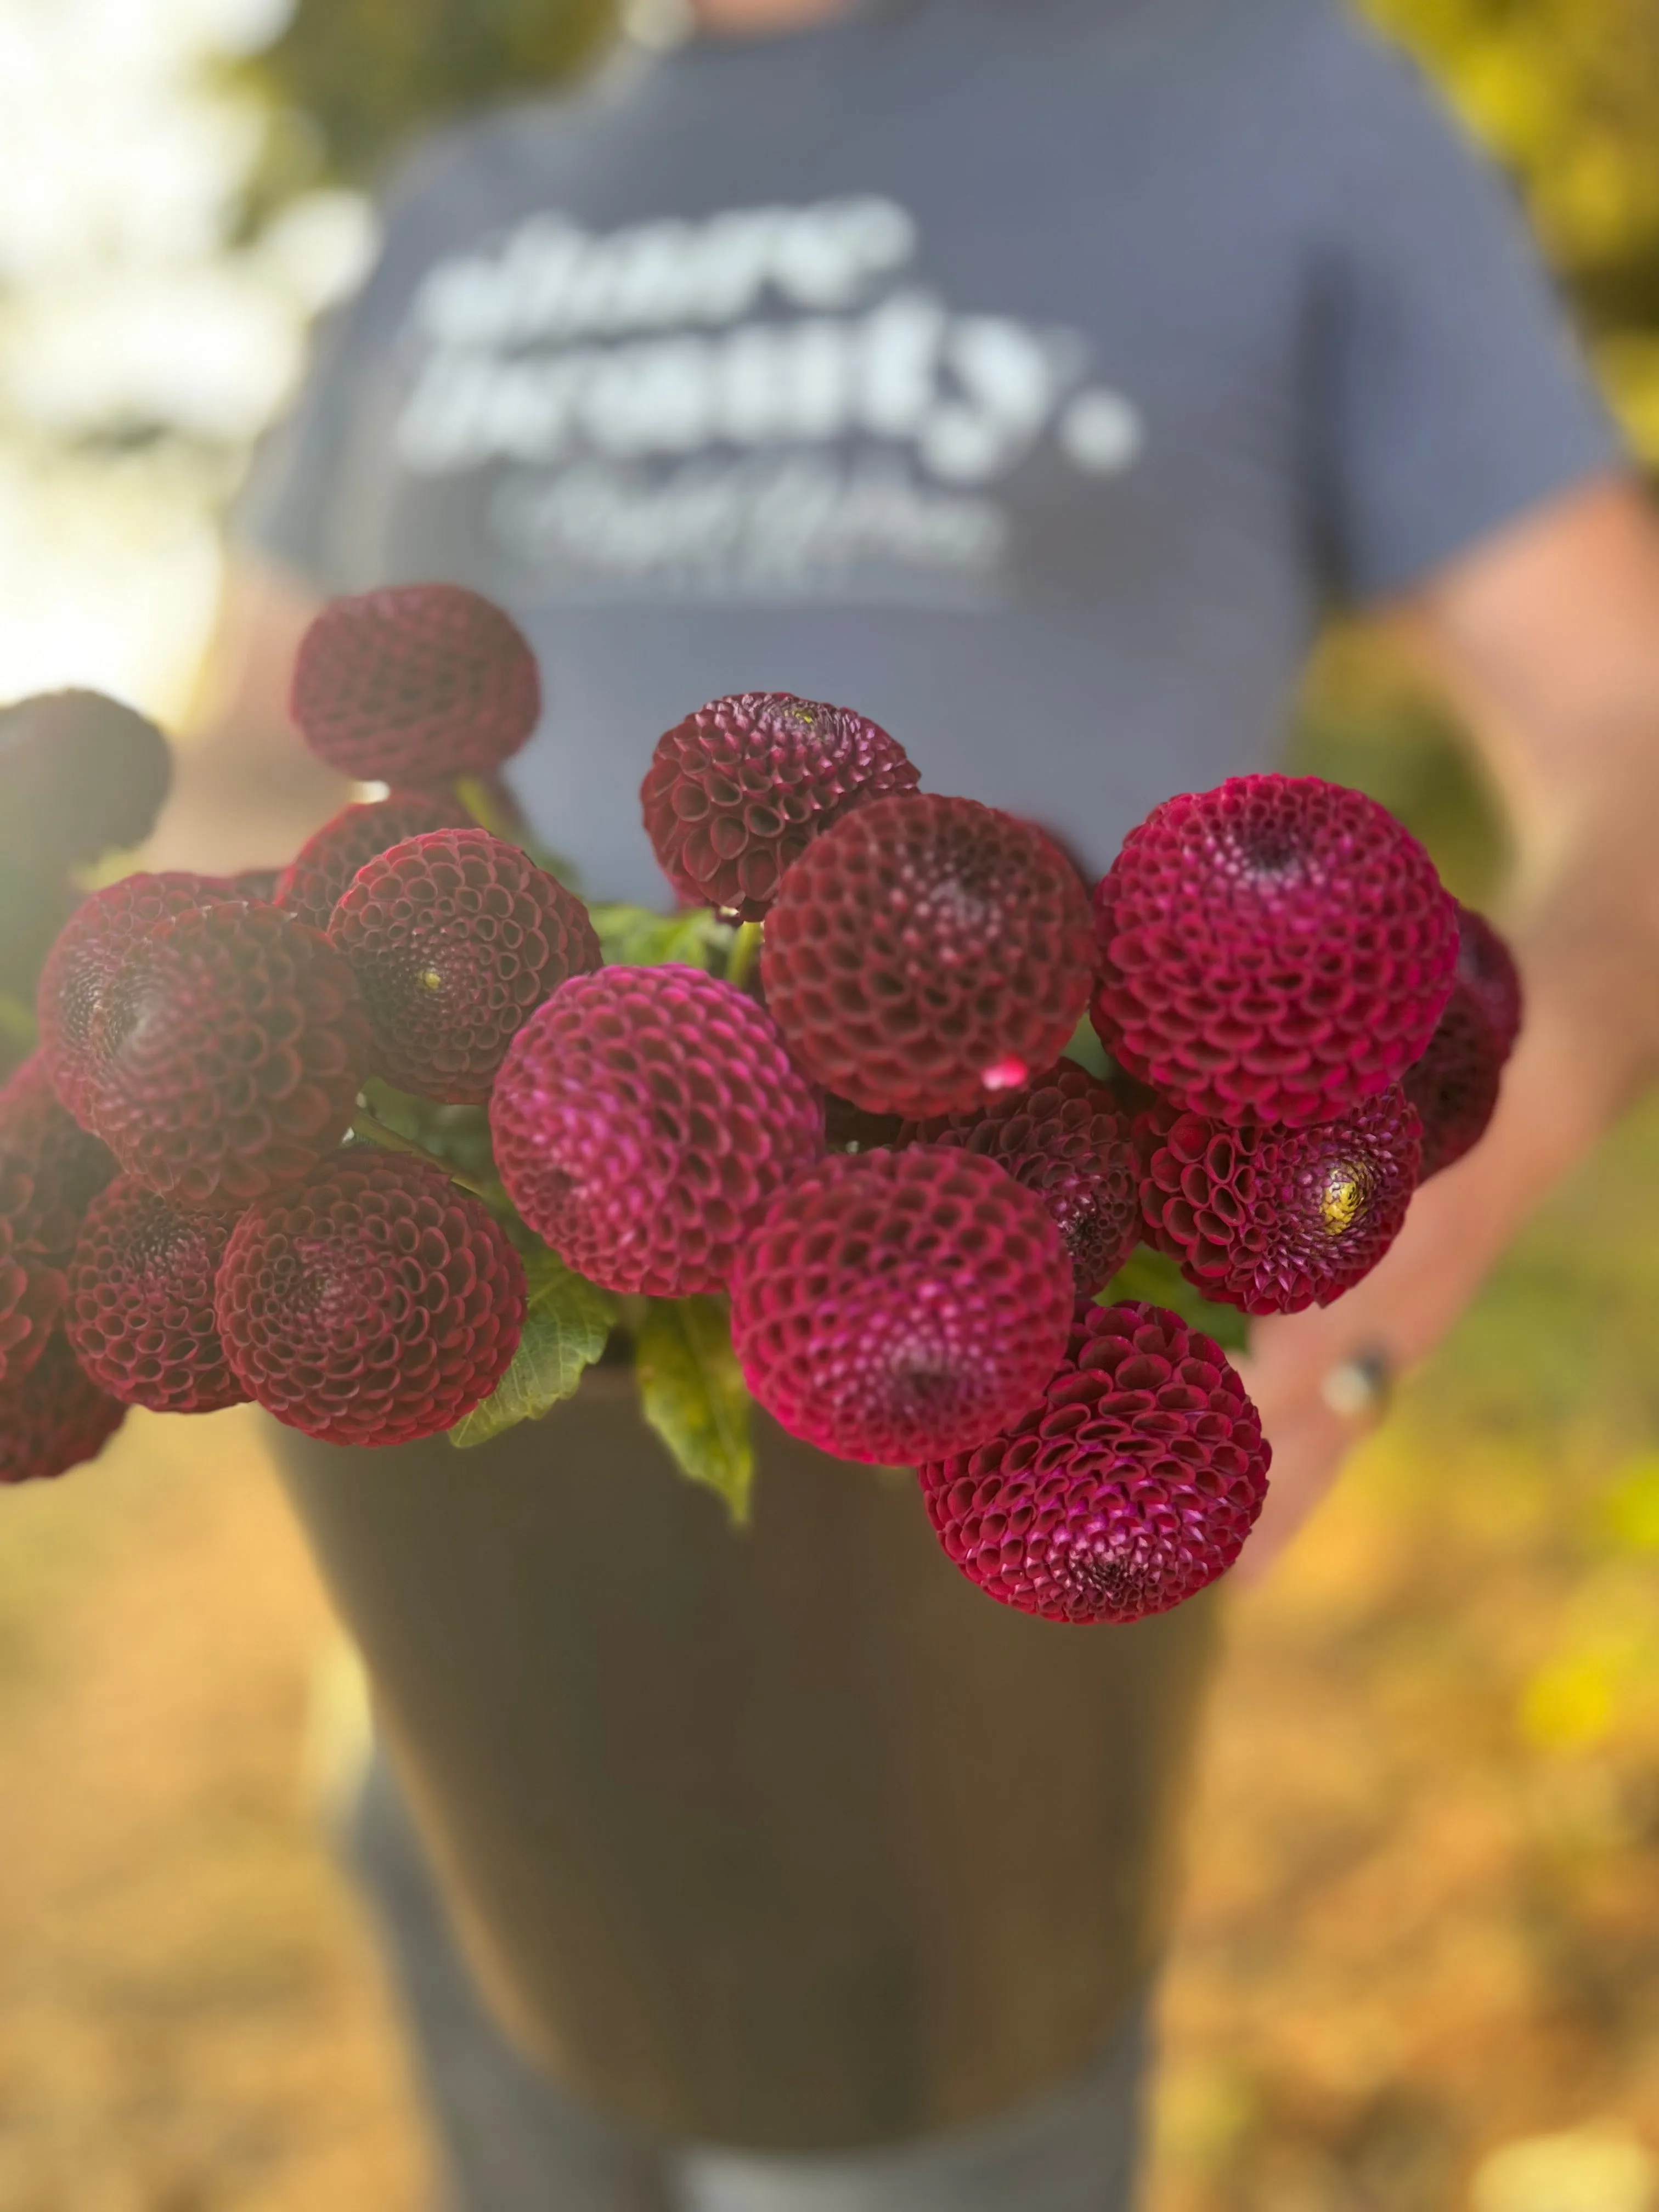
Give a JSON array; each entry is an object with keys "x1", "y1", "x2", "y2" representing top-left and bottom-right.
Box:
[
  {"x1": 492, "y1": 966, "x2": 823, "y2": 1296},
  {"x1": 900, "y1": 1058, "x2": 1141, "y2": 1296},
  {"x1": 1137, "y1": 1088, "x2": 1421, "y2": 1315},
  {"x1": 330, "y1": 828, "x2": 602, "y2": 1104},
  {"x1": 37, "y1": 872, "x2": 229, "y2": 1124},
  {"x1": 0, "y1": 689, "x2": 171, "y2": 869},
  {"x1": 918, "y1": 1298, "x2": 1270, "y2": 1623},
  {"x1": 0, "y1": 1051, "x2": 117, "y2": 1264},
  {"x1": 274, "y1": 791, "x2": 474, "y2": 932},
  {"x1": 81, "y1": 900, "x2": 371, "y2": 1211},
  {"x1": 291, "y1": 585, "x2": 540, "y2": 783},
  {"x1": 730, "y1": 1146, "x2": 1073, "y2": 1466},
  {"x1": 1404, "y1": 902, "x2": 1522, "y2": 1181},
  {"x1": 0, "y1": 1150, "x2": 66, "y2": 1390},
  {"x1": 1404, "y1": 995, "x2": 1503, "y2": 1182},
  {"x1": 641, "y1": 691, "x2": 920, "y2": 921},
  {"x1": 0, "y1": 1331, "x2": 126, "y2": 1486},
  {"x1": 66, "y1": 1178, "x2": 247, "y2": 1414},
  {"x1": 1091, "y1": 774, "x2": 1458, "y2": 1127},
  {"x1": 764, "y1": 793, "x2": 1096, "y2": 1120},
  {"x1": 1451, "y1": 901, "x2": 1522, "y2": 1057},
  {"x1": 215, "y1": 1148, "x2": 526, "y2": 1446}
]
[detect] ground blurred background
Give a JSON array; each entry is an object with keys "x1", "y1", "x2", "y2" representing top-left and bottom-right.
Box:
[{"x1": 5, "y1": 0, "x2": 1659, "y2": 2206}]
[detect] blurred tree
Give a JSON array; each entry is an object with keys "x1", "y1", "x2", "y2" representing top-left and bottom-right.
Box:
[
  {"x1": 236, "y1": 0, "x2": 615, "y2": 218},
  {"x1": 1368, "y1": 0, "x2": 1659, "y2": 291},
  {"x1": 1366, "y1": 0, "x2": 1659, "y2": 453}
]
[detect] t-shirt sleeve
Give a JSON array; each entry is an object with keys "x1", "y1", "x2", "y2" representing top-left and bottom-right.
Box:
[{"x1": 1307, "y1": 9, "x2": 1627, "y2": 604}]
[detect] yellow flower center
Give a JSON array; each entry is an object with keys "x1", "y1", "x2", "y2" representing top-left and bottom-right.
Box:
[{"x1": 1321, "y1": 1164, "x2": 1365, "y2": 1237}]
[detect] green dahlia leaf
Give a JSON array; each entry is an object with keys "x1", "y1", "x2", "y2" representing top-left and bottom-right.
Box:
[
  {"x1": 449, "y1": 1246, "x2": 617, "y2": 1448},
  {"x1": 635, "y1": 1295, "x2": 755, "y2": 1525},
  {"x1": 588, "y1": 902, "x2": 736, "y2": 973},
  {"x1": 1102, "y1": 1246, "x2": 1251, "y2": 1354},
  {"x1": 359, "y1": 1077, "x2": 502, "y2": 1198}
]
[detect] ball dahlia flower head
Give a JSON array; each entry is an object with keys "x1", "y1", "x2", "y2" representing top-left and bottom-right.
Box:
[
  {"x1": 330, "y1": 827, "x2": 602, "y2": 1105},
  {"x1": 919, "y1": 1299, "x2": 1271, "y2": 1624},
  {"x1": 0, "y1": 1331, "x2": 126, "y2": 1488},
  {"x1": 0, "y1": 1051, "x2": 118, "y2": 1402},
  {"x1": 492, "y1": 964, "x2": 823, "y2": 1297},
  {"x1": 1136, "y1": 1089, "x2": 1423, "y2": 1316},
  {"x1": 274, "y1": 788, "x2": 475, "y2": 932},
  {"x1": 216, "y1": 1148, "x2": 528, "y2": 1447},
  {"x1": 1092, "y1": 773, "x2": 1460, "y2": 1128},
  {"x1": 290, "y1": 584, "x2": 541, "y2": 785},
  {"x1": 43, "y1": 891, "x2": 371, "y2": 1214},
  {"x1": 642, "y1": 691, "x2": 921, "y2": 921},
  {"x1": 763, "y1": 791, "x2": 1097, "y2": 1121},
  {"x1": 730, "y1": 1146, "x2": 1075, "y2": 1468},
  {"x1": 67, "y1": 1177, "x2": 247, "y2": 1415},
  {"x1": 1404, "y1": 900, "x2": 1523, "y2": 1180},
  {"x1": 899, "y1": 1059, "x2": 1142, "y2": 1298}
]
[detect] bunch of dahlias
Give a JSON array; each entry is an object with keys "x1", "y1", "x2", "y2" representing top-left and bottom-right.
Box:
[{"x1": 1, "y1": 587, "x2": 1521, "y2": 1627}]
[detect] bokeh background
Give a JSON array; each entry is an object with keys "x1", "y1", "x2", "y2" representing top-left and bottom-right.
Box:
[{"x1": 4, "y1": 1, "x2": 1659, "y2": 2206}]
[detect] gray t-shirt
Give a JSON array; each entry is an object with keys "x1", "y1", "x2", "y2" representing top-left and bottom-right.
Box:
[{"x1": 242, "y1": 0, "x2": 1618, "y2": 906}]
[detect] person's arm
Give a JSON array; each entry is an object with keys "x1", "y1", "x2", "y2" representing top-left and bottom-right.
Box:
[
  {"x1": 142, "y1": 553, "x2": 345, "y2": 878},
  {"x1": 1239, "y1": 473, "x2": 1659, "y2": 1571}
]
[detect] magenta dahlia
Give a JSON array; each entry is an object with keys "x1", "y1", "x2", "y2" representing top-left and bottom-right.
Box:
[
  {"x1": 641, "y1": 691, "x2": 920, "y2": 920},
  {"x1": 274, "y1": 791, "x2": 474, "y2": 932},
  {"x1": 1137, "y1": 1088, "x2": 1421, "y2": 1314},
  {"x1": 1405, "y1": 997, "x2": 1503, "y2": 1182},
  {"x1": 492, "y1": 966, "x2": 822, "y2": 1295},
  {"x1": 764, "y1": 793, "x2": 1096, "y2": 1119},
  {"x1": 1452, "y1": 901, "x2": 1523, "y2": 1056},
  {"x1": 290, "y1": 585, "x2": 540, "y2": 784},
  {"x1": 0, "y1": 1152, "x2": 66, "y2": 1391},
  {"x1": 37, "y1": 872, "x2": 229, "y2": 1124},
  {"x1": 330, "y1": 828, "x2": 602, "y2": 1103},
  {"x1": 0, "y1": 1331, "x2": 126, "y2": 1486},
  {"x1": 66, "y1": 1178, "x2": 247, "y2": 1414},
  {"x1": 215, "y1": 1148, "x2": 526, "y2": 1446},
  {"x1": 0, "y1": 1051, "x2": 117, "y2": 1263},
  {"x1": 80, "y1": 900, "x2": 370, "y2": 1211},
  {"x1": 900, "y1": 1059, "x2": 1141, "y2": 1296},
  {"x1": 1404, "y1": 903, "x2": 1522, "y2": 1180},
  {"x1": 918, "y1": 1299, "x2": 1270, "y2": 1623},
  {"x1": 1091, "y1": 774, "x2": 1458, "y2": 1127},
  {"x1": 729, "y1": 1146, "x2": 1073, "y2": 1466}
]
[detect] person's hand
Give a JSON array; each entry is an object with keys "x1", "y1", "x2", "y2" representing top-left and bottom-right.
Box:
[{"x1": 1230, "y1": 1158, "x2": 1489, "y2": 1577}]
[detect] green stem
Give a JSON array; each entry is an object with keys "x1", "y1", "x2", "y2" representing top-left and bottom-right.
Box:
[
  {"x1": 350, "y1": 1112, "x2": 499, "y2": 1205},
  {"x1": 726, "y1": 921, "x2": 763, "y2": 990},
  {"x1": 454, "y1": 774, "x2": 520, "y2": 843}
]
